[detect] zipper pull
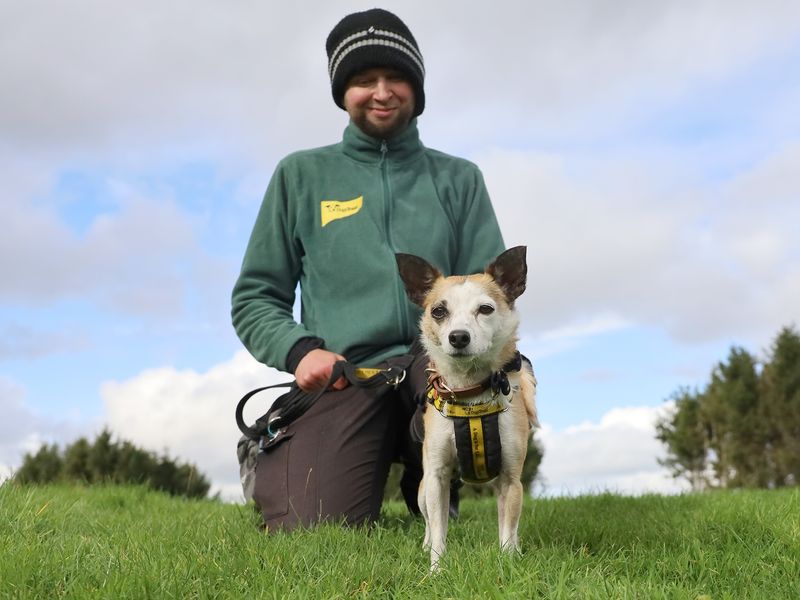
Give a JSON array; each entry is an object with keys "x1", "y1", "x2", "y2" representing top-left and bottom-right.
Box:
[{"x1": 379, "y1": 140, "x2": 388, "y2": 165}]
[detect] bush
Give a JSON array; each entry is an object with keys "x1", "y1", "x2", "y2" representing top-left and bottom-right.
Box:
[{"x1": 13, "y1": 429, "x2": 210, "y2": 499}]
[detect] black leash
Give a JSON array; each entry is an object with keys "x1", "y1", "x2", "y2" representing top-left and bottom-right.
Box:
[{"x1": 235, "y1": 358, "x2": 410, "y2": 444}]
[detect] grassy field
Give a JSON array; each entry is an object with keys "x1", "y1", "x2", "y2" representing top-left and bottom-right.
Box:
[{"x1": 2, "y1": 483, "x2": 798, "y2": 599}]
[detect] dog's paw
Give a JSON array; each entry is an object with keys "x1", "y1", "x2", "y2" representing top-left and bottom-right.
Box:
[{"x1": 500, "y1": 541, "x2": 522, "y2": 555}]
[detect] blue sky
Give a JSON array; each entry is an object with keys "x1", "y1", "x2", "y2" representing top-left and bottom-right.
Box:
[{"x1": 2, "y1": 1, "x2": 800, "y2": 499}]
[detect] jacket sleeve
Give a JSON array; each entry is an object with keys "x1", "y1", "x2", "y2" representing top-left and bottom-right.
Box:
[
  {"x1": 453, "y1": 164, "x2": 506, "y2": 274},
  {"x1": 231, "y1": 161, "x2": 317, "y2": 372}
]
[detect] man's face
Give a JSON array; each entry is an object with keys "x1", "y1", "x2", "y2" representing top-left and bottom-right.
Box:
[{"x1": 343, "y1": 67, "x2": 415, "y2": 139}]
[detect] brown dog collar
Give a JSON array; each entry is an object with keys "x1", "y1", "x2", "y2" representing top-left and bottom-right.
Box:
[
  {"x1": 426, "y1": 370, "x2": 489, "y2": 402},
  {"x1": 425, "y1": 351, "x2": 522, "y2": 403}
]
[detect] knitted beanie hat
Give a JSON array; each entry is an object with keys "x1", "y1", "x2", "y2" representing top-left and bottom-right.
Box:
[{"x1": 326, "y1": 8, "x2": 426, "y2": 117}]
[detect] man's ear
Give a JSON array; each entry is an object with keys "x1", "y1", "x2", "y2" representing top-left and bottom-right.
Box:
[
  {"x1": 395, "y1": 253, "x2": 442, "y2": 307},
  {"x1": 485, "y1": 246, "x2": 527, "y2": 303}
]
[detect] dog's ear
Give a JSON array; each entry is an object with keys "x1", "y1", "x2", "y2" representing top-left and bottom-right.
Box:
[
  {"x1": 395, "y1": 253, "x2": 442, "y2": 307},
  {"x1": 485, "y1": 246, "x2": 527, "y2": 302}
]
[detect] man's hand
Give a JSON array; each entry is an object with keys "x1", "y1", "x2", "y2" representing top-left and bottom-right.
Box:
[{"x1": 294, "y1": 348, "x2": 349, "y2": 392}]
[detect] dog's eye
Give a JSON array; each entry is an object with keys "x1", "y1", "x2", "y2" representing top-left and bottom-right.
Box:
[
  {"x1": 478, "y1": 304, "x2": 495, "y2": 316},
  {"x1": 431, "y1": 305, "x2": 448, "y2": 320}
]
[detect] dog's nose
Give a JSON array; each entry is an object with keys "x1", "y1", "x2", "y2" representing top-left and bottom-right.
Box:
[{"x1": 448, "y1": 330, "x2": 471, "y2": 349}]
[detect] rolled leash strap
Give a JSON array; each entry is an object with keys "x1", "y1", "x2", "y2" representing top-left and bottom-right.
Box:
[
  {"x1": 235, "y1": 382, "x2": 295, "y2": 440},
  {"x1": 235, "y1": 356, "x2": 412, "y2": 442}
]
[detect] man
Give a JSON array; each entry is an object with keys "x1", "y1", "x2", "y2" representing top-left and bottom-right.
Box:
[{"x1": 232, "y1": 8, "x2": 505, "y2": 530}]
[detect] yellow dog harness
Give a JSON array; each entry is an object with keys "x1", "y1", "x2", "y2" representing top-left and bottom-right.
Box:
[{"x1": 425, "y1": 353, "x2": 522, "y2": 484}]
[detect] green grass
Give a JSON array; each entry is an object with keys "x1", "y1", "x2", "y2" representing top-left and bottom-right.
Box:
[{"x1": 2, "y1": 483, "x2": 798, "y2": 599}]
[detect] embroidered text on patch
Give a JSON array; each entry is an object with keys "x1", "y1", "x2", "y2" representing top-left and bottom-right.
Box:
[{"x1": 321, "y1": 196, "x2": 363, "y2": 227}]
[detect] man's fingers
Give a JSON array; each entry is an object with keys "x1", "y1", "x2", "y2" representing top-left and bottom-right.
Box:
[{"x1": 294, "y1": 350, "x2": 349, "y2": 392}]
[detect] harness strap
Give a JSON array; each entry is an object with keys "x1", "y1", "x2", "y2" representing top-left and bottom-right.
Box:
[
  {"x1": 426, "y1": 386, "x2": 508, "y2": 418},
  {"x1": 453, "y1": 413, "x2": 502, "y2": 483}
]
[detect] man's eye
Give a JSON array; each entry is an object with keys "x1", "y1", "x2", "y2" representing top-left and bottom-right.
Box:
[
  {"x1": 431, "y1": 306, "x2": 448, "y2": 320},
  {"x1": 478, "y1": 304, "x2": 495, "y2": 315}
]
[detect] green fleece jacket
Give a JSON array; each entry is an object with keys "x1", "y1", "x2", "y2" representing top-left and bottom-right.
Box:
[{"x1": 231, "y1": 119, "x2": 505, "y2": 372}]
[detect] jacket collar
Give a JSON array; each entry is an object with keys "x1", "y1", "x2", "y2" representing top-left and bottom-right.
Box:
[{"x1": 341, "y1": 119, "x2": 424, "y2": 164}]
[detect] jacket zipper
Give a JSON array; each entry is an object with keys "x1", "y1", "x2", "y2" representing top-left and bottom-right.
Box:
[
  {"x1": 380, "y1": 140, "x2": 410, "y2": 337},
  {"x1": 380, "y1": 141, "x2": 393, "y2": 248}
]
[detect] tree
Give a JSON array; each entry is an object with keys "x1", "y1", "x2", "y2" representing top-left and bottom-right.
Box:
[
  {"x1": 656, "y1": 388, "x2": 708, "y2": 490},
  {"x1": 759, "y1": 325, "x2": 800, "y2": 486},
  {"x1": 657, "y1": 324, "x2": 800, "y2": 491},
  {"x1": 115, "y1": 440, "x2": 157, "y2": 485},
  {"x1": 702, "y1": 347, "x2": 765, "y2": 488},
  {"x1": 63, "y1": 437, "x2": 92, "y2": 482},
  {"x1": 14, "y1": 444, "x2": 63, "y2": 484},
  {"x1": 13, "y1": 429, "x2": 211, "y2": 499},
  {"x1": 88, "y1": 429, "x2": 119, "y2": 482}
]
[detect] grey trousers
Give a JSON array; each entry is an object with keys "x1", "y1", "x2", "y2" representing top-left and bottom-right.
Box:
[{"x1": 249, "y1": 353, "x2": 427, "y2": 531}]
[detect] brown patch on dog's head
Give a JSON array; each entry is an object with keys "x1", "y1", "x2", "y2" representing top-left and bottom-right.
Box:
[
  {"x1": 395, "y1": 253, "x2": 443, "y2": 307},
  {"x1": 485, "y1": 246, "x2": 527, "y2": 304}
]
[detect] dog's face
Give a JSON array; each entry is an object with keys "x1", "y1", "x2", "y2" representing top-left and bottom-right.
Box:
[{"x1": 396, "y1": 247, "x2": 527, "y2": 370}]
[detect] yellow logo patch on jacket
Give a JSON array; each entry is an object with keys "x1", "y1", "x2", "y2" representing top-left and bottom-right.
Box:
[{"x1": 321, "y1": 196, "x2": 363, "y2": 227}]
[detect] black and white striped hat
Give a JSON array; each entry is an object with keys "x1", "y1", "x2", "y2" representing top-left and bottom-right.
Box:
[{"x1": 326, "y1": 9, "x2": 425, "y2": 117}]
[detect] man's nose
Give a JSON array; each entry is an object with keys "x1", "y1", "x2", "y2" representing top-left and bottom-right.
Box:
[{"x1": 373, "y1": 78, "x2": 392, "y2": 100}]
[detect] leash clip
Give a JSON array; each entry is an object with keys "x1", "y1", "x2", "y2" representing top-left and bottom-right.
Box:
[
  {"x1": 490, "y1": 370, "x2": 512, "y2": 399},
  {"x1": 386, "y1": 367, "x2": 406, "y2": 389},
  {"x1": 265, "y1": 413, "x2": 285, "y2": 441},
  {"x1": 437, "y1": 379, "x2": 458, "y2": 405}
]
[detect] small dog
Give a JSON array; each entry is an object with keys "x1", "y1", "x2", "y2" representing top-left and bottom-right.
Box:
[{"x1": 396, "y1": 246, "x2": 538, "y2": 571}]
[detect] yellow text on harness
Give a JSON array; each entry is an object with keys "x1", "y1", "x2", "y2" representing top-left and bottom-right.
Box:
[
  {"x1": 469, "y1": 417, "x2": 488, "y2": 480},
  {"x1": 321, "y1": 196, "x2": 363, "y2": 227}
]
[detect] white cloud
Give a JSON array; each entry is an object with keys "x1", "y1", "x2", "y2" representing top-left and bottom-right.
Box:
[
  {"x1": 422, "y1": 0, "x2": 800, "y2": 146},
  {"x1": 0, "y1": 161, "x2": 229, "y2": 320},
  {"x1": 0, "y1": 1, "x2": 343, "y2": 161},
  {"x1": 536, "y1": 404, "x2": 688, "y2": 496},
  {"x1": 482, "y1": 141, "x2": 800, "y2": 347},
  {"x1": 101, "y1": 350, "x2": 285, "y2": 501},
  {"x1": 721, "y1": 143, "x2": 800, "y2": 276},
  {"x1": 3, "y1": 1, "x2": 799, "y2": 161}
]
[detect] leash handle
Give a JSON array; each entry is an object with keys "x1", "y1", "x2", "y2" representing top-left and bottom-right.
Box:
[
  {"x1": 235, "y1": 357, "x2": 413, "y2": 440},
  {"x1": 235, "y1": 382, "x2": 294, "y2": 440}
]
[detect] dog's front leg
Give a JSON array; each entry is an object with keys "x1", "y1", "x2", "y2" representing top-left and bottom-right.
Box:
[
  {"x1": 496, "y1": 475, "x2": 523, "y2": 552},
  {"x1": 423, "y1": 461, "x2": 450, "y2": 571},
  {"x1": 496, "y1": 484, "x2": 506, "y2": 542},
  {"x1": 418, "y1": 476, "x2": 430, "y2": 549}
]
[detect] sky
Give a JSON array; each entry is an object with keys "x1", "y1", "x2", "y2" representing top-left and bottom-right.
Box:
[{"x1": 2, "y1": 0, "x2": 800, "y2": 500}]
